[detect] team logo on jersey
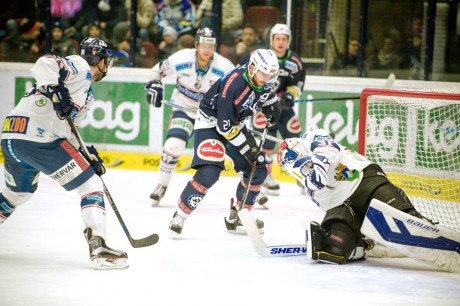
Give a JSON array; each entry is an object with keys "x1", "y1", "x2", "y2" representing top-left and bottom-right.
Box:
[
  {"x1": 2, "y1": 116, "x2": 29, "y2": 134},
  {"x1": 35, "y1": 97, "x2": 47, "y2": 107},
  {"x1": 197, "y1": 139, "x2": 225, "y2": 162}
]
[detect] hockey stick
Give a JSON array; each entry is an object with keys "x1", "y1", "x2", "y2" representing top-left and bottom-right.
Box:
[
  {"x1": 161, "y1": 100, "x2": 283, "y2": 144},
  {"x1": 64, "y1": 116, "x2": 159, "y2": 248},
  {"x1": 294, "y1": 73, "x2": 396, "y2": 103}
]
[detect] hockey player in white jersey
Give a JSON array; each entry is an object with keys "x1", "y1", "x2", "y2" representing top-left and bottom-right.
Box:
[
  {"x1": 0, "y1": 37, "x2": 128, "y2": 270},
  {"x1": 278, "y1": 129, "x2": 460, "y2": 272},
  {"x1": 144, "y1": 27, "x2": 235, "y2": 207}
]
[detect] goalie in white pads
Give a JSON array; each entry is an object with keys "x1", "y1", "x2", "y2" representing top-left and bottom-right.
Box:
[
  {"x1": 278, "y1": 129, "x2": 460, "y2": 272},
  {"x1": 0, "y1": 38, "x2": 128, "y2": 270}
]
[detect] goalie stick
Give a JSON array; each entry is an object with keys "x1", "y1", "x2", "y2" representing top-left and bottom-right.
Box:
[
  {"x1": 64, "y1": 116, "x2": 159, "y2": 248},
  {"x1": 237, "y1": 208, "x2": 307, "y2": 257}
]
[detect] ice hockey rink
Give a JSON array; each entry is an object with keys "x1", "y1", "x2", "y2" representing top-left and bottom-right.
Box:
[{"x1": 1, "y1": 165, "x2": 459, "y2": 306}]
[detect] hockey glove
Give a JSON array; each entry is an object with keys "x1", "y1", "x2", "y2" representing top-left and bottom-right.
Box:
[
  {"x1": 85, "y1": 145, "x2": 106, "y2": 176},
  {"x1": 280, "y1": 92, "x2": 294, "y2": 110},
  {"x1": 238, "y1": 137, "x2": 266, "y2": 165},
  {"x1": 261, "y1": 101, "x2": 281, "y2": 127},
  {"x1": 46, "y1": 78, "x2": 74, "y2": 119},
  {"x1": 144, "y1": 80, "x2": 163, "y2": 107}
]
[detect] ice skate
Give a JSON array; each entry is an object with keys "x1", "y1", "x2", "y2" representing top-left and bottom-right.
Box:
[
  {"x1": 169, "y1": 211, "x2": 186, "y2": 239},
  {"x1": 84, "y1": 228, "x2": 128, "y2": 270},
  {"x1": 224, "y1": 201, "x2": 264, "y2": 235},
  {"x1": 150, "y1": 184, "x2": 167, "y2": 207},
  {"x1": 261, "y1": 174, "x2": 280, "y2": 196},
  {"x1": 255, "y1": 193, "x2": 269, "y2": 209}
]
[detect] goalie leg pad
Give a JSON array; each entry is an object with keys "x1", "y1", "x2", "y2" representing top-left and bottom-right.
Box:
[{"x1": 362, "y1": 199, "x2": 460, "y2": 273}]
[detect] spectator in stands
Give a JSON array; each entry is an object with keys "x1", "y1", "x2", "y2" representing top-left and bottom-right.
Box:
[
  {"x1": 157, "y1": 26, "x2": 178, "y2": 60},
  {"x1": 125, "y1": 0, "x2": 159, "y2": 43},
  {"x1": 50, "y1": 21, "x2": 78, "y2": 57},
  {"x1": 194, "y1": 0, "x2": 243, "y2": 36},
  {"x1": 64, "y1": 0, "x2": 125, "y2": 42},
  {"x1": 369, "y1": 32, "x2": 403, "y2": 70},
  {"x1": 111, "y1": 20, "x2": 152, "y2": 67},
  {"x1": 87, "y1": 22, "x2": 109, "y2": 41},
  {"x1": 156, "y1": 0, "x2": 196, "y2": 38},
  {"x1": 232, "y1": 24, "x2": 265, "y2": 64},
  {"x1": 330, "y1": 37, "x2": 359, "y2": 71},
  {"x1": 177, "y1": 33, "x2": 195, "y2": 50},
  {"x1": 402, "y1": 14, "x2": 423, "y2": 79},
  {"x1": 1, "y1": 19, "x2": 43, "y2": 63}
]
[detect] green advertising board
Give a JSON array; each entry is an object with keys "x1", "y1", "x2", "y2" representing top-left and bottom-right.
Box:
[{"x1": 14, "y1": 78, "x2": 362, "y2": 151}]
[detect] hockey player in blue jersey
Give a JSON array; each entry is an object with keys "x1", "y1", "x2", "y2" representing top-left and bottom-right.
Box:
[
  {"x1": 168, "y1": 49, "x2": 282, "y2": 238},
  {"x1": 243, "y1": 24, "x2": 305, "y2": 200}
]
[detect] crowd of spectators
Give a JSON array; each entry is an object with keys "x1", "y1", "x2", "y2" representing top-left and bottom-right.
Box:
[{"x1": 0, "y1": 0, "x2": 279, "y2": 68}]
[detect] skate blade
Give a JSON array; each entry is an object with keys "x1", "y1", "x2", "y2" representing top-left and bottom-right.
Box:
[
  {"x1": 151, "y1": 200, "x2": 160, "y2": 207},
  {"x1": 168, "y1": 230, "x2": 181, "y2": 240},
  {"x1": 92, "y1": 258, "x2": 129, "y2": 270},
  {"x1": 227, "y1": 227, "x2": 264, "y2": 235}
]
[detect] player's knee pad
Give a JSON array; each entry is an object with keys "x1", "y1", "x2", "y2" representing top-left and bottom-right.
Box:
[
  {"x1": 73, "y1": 174, "x2": 104, "y2": 197},
  {"x1": 322, "y1": 204, "x2": 363, "y2": 238},
  {"x1": 193, "y1": 165, "x2": 221, "y2": 188},
  {"x1": 324, "y1": 222, "x2": 359, "y2": 259},
  {"x1": 2, "y1": 187, "x2": 33, "y2": 206},
  {"x1": 167, "y1": 113, "x2": 194, "y2": 142},
  {"x1": 160, "y1": 137, "x2": 186, "y2": 170}
]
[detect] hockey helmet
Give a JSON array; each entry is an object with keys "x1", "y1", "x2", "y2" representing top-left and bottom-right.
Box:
[
  {"x1": 79, "y1": 37, "x2": 113, "y2": 66},
  {"x1": 270, "y1": 23, "x2": 292, "y2": 46},
  {"x1": 195, "y1": 27, "x2": 217, "y2": 45},
  {"x1": 248, "y1": 49, "x2": 279, "y2": 81}
]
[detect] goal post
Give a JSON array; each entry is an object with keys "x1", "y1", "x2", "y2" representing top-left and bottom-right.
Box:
[{"x1": 358, "y1": 88, "x2": 460, "y2": 233}]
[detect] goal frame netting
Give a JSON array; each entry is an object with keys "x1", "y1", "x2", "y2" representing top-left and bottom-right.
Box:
[{"x1": 359, "y1": 88, "x2": 460, "y2": 233}]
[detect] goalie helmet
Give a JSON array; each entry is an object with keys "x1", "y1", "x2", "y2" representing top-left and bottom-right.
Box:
[
  {"x1": 248, "y1": 49, "x2": 279, "y2": 80},
  {"x1": 195, "y1": 27, "x2": 217, "y2": 45},
  {"x1": 79, "y1": 37, "x2": 113, "y2": 66},
  {"x1": 270, "y1": 23, "x2": 292, "y2": 46}
]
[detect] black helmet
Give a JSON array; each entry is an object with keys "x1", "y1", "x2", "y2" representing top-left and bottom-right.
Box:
[
  {"x1": 195, "y1": 27, "x2": 216, "y2": 45},
  {"x1": 79, "y1": 37, "x2": 113, "y2": 66}
]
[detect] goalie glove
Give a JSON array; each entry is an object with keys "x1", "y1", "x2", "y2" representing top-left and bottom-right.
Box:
[
  {"x1": 46, "y1": 78, "x2": 75, "y2": 119},
  {"x1": 144, "y1": 80, "x2": 163, "y2": 107}
]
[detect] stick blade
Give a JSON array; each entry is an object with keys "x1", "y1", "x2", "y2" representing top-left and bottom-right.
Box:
[{"x1": 129, "y1": 234, "x2": 159, "y2": 248}]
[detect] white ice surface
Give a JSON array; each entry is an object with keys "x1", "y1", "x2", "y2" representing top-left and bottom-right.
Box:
[{"x1": 1, "y1": 166, "x2": 459, "y2": 306}]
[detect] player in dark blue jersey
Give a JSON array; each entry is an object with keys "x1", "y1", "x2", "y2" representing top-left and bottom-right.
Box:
[
  {"x1": 253, "y1": 24, "x2": 306, "y2": 198},
  {"x1": 168, "y1": 49, "x2": 282, "y2": 238}
]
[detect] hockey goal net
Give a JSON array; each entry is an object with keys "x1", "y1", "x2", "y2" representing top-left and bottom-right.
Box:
[{"x1": 359, "y1": 88, "x2": 460, "y2": 233}]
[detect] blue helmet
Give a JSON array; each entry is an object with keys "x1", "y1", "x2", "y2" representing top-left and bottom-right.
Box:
[{"x1": 79, "y1": 37, "x2": 113, "y2": 66}]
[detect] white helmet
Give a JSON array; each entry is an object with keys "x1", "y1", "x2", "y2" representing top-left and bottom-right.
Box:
[
  {"x1": 270, "y1": 23, "x2": 292, "y2": 46},
  {"x1": 249, "y1": 49, "x2": 279, "y2": 80}
]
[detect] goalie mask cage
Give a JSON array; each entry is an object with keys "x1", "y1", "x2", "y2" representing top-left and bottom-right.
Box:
[{"x1": 359, "y1": 88, "x2": 460, "y2": 233}]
